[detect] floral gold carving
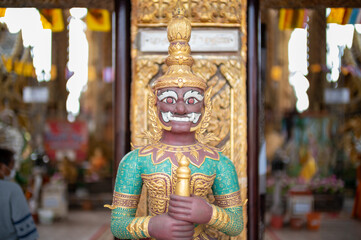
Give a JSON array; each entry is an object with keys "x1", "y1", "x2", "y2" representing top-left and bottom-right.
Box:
[
  {"x1": 192, "y1": 60, "x2": 218, "y2": 83},
  {"x1": 141, "y1": 173, "x2": 171, "y2": 215},
  {"x1": 190, "y1": 173, "x2": 216, "y2": 199},
  {"x1": 132, "y1": 0, "x2": 244, "y2": 27},
  {"x1": 140, "y1": 170, "x2": 219, "y2": 217},
  {"x1": 131, "y1": 57, "x2": 163, "y2": 147}
]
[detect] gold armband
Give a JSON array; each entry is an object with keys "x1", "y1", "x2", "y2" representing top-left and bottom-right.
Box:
[
  {"x1": 126, "y1": 216, "x2": 152, "y2": 238},
  {"x1": 208, "y1": 205, "x2": 230, "y2": 230},
  {"x1": 214, "y1": 190, "x2": 243, "y2": 208}
]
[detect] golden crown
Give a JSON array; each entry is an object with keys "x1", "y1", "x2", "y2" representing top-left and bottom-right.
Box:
[{"x1": 151, "y1": 1, "x2": 207, "y2": 91}]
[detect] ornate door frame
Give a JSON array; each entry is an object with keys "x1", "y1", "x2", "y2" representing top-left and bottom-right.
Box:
[{"x1": 129, "y1": 1, "x2": 250, "y2": 239}]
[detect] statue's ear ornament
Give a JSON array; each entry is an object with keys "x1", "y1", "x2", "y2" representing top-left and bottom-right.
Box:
[
  {"x1": 138, "y1": 88, "x2": 167, "y2": 144},
  {"x1": 194, "y1": 86, "x2": 219, "y2": 145}
]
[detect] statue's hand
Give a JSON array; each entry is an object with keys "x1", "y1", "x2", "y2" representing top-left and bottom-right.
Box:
[
  {"x1": 148, "y1": 213, "x2": 194, "y2": 240},
  {"x1": 168, "y1": 194, "x2": 213, "y2": 224}
]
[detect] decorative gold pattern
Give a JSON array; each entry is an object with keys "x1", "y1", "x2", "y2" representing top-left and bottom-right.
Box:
[
  {"x1": 193, "y1": 225, "x2": 219, "y2": 239},
  {"x1": 190, "y1": 173, "x2": 216, "y2": 199},
  {"x1": 138, "y1": 142, "x2": 220, "y2": 168},
  {"x1": 214, "y1": 190, "x2": 243, "y2": 208},
  {"x1": 133, "y1": 0, "x2": 243, "y2": 27},
  {"x1": 152, "y1": 69, "x2": 207, "y2": 90},
  {"x1": 140, "y1": 170, "x2": 218, "y2": 217},
  {"x1": 105, "y1": 192, "x2": 140, "y2": 209},
  {"x1": 126, "y1": 216, "x2": 152, "y2": 238},
  {"x1": 141, "y1": 173, "x2": 171, "y2": 215},
  {"x1": 208, "y1": 205, "x2": 230, "y2": 229}
]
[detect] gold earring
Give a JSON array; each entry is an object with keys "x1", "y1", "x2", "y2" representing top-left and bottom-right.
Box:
[
  {"x1": 152, "y1": 90, "x2": 171, "y2": 132},
  {"x1": 140, "y1": 89, "x2": 171, "y2": 144},
  {"x1": 192, "y1": 87, "x2": 212, "y2": 133},
  {"x1": 194, "y1": 87, "x2": 219, "y2": 144}
]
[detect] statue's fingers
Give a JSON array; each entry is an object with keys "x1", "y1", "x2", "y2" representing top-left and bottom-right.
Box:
[
  {"x1": 168, "y1": 205, "x2": 188, "y2": 214},
  {"x1": 168, "y1": 205, "x2": 192, "y2": 220},
  {"x1": 170, "y1": 194, "x2": 193, "y2": 203},
  {"x1": 169, "y1": 198, "x2": 192, "y2": 209},
  {"x1": 172, "y1": 228, "x2": 194, "y2": 238},
  {"x1": 173, "y1": 237, "x2": 193, "y2": 240},
  {"x1": 172, "y1": 218, "x2": 193, "y2": 226},
  {"x1": 173, "y1": 224, "x2": 194, "y2": 232},
  {"x1": 169, "y1": 212, "x2": 191, "y2": 222}
]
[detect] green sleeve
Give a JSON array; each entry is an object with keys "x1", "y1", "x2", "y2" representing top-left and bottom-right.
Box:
[
  {"x1": 210, "y1": 154, "x2": 244, "y2": 236},
  {"x1": 109, "y1": 150, "x2": 151, "y2": 239}
]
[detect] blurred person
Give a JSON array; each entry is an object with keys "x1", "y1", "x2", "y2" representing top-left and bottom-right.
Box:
[{"x1": 0, "y1": 148, "x2": 39, "y2": 240}]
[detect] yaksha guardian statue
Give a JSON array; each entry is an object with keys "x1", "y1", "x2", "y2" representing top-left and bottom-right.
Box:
[{"x1": 105, "y1": 2, "x2": 244, "y2": 239}]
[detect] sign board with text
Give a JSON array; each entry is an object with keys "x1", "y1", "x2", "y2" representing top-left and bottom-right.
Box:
[{"x1": 139, "y1": 29, "x2": 240, "y2": 52}]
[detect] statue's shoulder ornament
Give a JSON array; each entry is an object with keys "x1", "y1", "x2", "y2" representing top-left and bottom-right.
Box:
[{"x1": 137, "y1": 142, "x2": 220, "y2": 168}]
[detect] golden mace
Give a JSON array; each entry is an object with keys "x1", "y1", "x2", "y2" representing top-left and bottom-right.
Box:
[{"x1": 175, "y1": 153, "x2": 191, "y2": 197}]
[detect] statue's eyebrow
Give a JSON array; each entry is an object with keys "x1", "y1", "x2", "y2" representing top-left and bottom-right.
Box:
[
  {"x1": 157, "y1": 90, "x2": 178, "y2": 101},
  {"x1": 184, "y1": 90, "x2": 204, "y2": 101}
]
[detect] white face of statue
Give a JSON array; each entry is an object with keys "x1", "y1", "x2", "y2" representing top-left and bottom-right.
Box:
[{"x1": 156, "y1": 87, "x2": 204, "y2": 133}]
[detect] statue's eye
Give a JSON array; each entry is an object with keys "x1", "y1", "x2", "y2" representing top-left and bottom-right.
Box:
[
  {"x1": 186, "y1": 97, "x2": 198, "y2": 104},
  {"x1": 163, "y1": 97, "x2": 176, "y2": 104}
]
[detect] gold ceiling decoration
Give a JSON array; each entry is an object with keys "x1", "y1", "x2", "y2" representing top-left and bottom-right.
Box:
[{"x1": 133, "y1": 0, "x2": 243, "y2": 27}]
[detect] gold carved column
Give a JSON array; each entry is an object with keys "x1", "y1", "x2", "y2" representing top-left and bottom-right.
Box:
[{"x1": 130, "y1": 1, "x2": 247, "y2": 239}]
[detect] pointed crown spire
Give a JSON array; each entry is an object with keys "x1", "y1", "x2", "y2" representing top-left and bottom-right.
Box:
[{"x1": 151, "y1": 1, "x2": 207, "y2": 90}]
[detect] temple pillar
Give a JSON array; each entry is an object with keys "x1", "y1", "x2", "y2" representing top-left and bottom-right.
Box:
[
  {"x1": 51, "y1": 9, "x2": 68, "y2": 119},
  {"x1": 307, "y1": 8, "x2": 326, "y2": 111}
]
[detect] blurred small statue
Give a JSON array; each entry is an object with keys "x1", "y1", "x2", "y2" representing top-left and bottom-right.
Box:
[
  {"x1": 89, "y1": 148, "x2": 107, "y2": 172},
  {"x1": 299, "y1": 150, "x2": 317, "y2": 183},
  {"x1": 58, "y1": 156, "x2": 78, "y2": 184}
]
